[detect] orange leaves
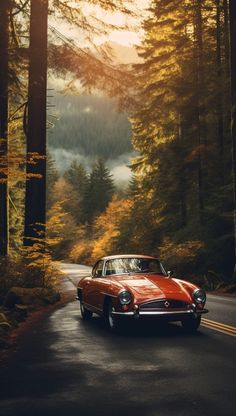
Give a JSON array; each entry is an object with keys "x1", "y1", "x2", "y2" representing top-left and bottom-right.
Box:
[
  {"x1": 69, "y1": 196, "x2": 133, "y2": 264},
  {"x1": 90, "y1": 197, "x2": 132, "y2": 261}
]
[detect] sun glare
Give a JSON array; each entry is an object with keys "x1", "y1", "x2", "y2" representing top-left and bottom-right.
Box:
[
  {"x1": 95, "y1": 30, "x2": 141, "y2": 47},
  {"x1": 81, "y1": 1, "x2": 149, "y2": 47},
  {"x1": 53, "y1": 1, "x2": 149, "y2": 52}
]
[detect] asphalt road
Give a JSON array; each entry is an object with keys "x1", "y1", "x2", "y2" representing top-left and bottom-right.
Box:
[{"x1": 0, "y1": 263, "x2": 235, "y2": 416}]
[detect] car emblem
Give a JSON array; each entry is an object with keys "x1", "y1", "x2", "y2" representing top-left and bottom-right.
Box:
[{"x1": 164, "y1": 301, "x2": 170, "y2": 308}]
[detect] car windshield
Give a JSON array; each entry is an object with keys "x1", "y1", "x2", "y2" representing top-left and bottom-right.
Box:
[{"x1": 105, "y1": 258, "x2": 166, "y2": 276}]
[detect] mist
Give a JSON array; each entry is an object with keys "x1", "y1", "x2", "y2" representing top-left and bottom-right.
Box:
[{"x1": 48, "y1": 147, "x2": 137, "y2": 185}]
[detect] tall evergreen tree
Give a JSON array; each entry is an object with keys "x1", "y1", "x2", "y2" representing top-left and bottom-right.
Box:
[
  {"x1": 63, "y1": 161, "x2": 88, "y2": 224},
  {"x1": 85, "y1": 159, "x2": 114, "y2": 223},
  {"x1": 64, "y1": 161, "x2": 88, "y2": 198},
  {"x1": 24, "y1": 0, "x2": 48, "y2": 247}
]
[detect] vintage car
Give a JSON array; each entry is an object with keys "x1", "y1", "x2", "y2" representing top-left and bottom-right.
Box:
[{"x1": 77, "y1": 254, "x2": 208, "y2": 331}]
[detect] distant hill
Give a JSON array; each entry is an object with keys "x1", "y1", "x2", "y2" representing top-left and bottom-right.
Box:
[{"x1": 48, "y1": 94, "x2": 132, "y2": 160}]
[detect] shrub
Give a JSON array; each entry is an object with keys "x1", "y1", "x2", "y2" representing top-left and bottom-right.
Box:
[
  {"x1": 69, "y1": 240, "x2": 93, "y2": 266},
  {"x1": 158, "y1": 238, "x2": 205, "y2": 283}
]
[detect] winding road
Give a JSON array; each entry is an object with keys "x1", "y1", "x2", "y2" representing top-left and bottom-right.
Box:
[{"x1": 0, "y1": 263, "x2": 235, "y2": 416}]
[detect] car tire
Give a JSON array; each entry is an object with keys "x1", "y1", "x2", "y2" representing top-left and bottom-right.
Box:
[
  {"x1": 105, "y1": 299, "x2": 119, "y2": 331},
  {"x1": 80, "y1": 300, "x2": 93, "y2": 320},
  {"x1": 181, "y1": 315, "x2": 201, "y2": 333}
]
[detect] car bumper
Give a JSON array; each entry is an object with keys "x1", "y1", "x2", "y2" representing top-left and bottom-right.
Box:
[{"x1": 112, "y1": 308, "x2": 209, "y2": 320}]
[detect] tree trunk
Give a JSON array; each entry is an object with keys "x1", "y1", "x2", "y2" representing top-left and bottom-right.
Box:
[
  {"x1": 223, "y1": 0, "x2": 230, "y2": 75},
  {"x1": 194, "y1": 0, "x2": 206, "y2": 230},
  {"x1": 178, "y1": 116, "x2": 187, "y2": 228},
  {"x1": 229, "y1": 0, "x2": 236, "y2": 276},
  {"x1": 222, "y1": 0, "x2": 232, "y2": 183},
  {"x1": 0, "y1": 0, "x2": 11, "y2": 256},
  {"x1": 216, "y1": 0, "x2": 225, "y2": 185},
  {"x1": 24, "y1": 0, "x2": 48, "y2": 247}
]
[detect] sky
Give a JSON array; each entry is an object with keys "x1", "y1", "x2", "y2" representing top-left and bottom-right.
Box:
[{"x1": 54, "y1": 1, "x2": 150, "y2": 48}]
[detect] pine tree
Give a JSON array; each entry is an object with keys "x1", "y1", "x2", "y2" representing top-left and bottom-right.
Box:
[
  {"x1": 85, "y1": 159, "x2": 114, "y2": 223},
  {"x1": 64, "y1": 161, "x2": 88, "y2": 224},
  {"x1": 64, "y1": 161, "x2": 88, "y2": 197}
]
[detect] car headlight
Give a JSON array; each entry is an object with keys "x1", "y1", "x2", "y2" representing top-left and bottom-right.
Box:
[
  {"x1": 192, "y1": 288, "x2": 206, "y2": 304},
  {"x1": 119, "y1": 290, "x2": 132, "y2": 305}
]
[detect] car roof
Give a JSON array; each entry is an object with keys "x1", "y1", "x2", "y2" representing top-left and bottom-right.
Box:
[{"x1": 101, "y1": 254, "x2": 158, "y2": 261}]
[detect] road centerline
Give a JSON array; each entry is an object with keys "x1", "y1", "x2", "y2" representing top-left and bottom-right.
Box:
[{"x1": 201, "y1": 318, "x2": 236, "y2": 337}]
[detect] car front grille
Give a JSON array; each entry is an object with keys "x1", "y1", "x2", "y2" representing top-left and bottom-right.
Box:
[{"x1": 139, "y1": 299, "x2": 190, "y2": 310}]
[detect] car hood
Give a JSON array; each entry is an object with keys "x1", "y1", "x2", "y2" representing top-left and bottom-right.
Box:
[{"x1": 110, "y1": 274, "x2": 192, "y2": 303}]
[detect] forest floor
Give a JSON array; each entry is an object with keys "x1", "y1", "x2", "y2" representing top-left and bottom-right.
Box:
[{"x1": 0, "y1": 275, "x2": 75, "y2": 361}]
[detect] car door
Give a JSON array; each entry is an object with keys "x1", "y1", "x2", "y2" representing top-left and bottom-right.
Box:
[{"x1": 83, "y1": 260, "x2": 104, "y2": 312}]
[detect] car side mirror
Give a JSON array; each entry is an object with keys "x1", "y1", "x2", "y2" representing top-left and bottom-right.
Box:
[{"x1": 167, "y1": 270, "x2": 173, "y2": 278}]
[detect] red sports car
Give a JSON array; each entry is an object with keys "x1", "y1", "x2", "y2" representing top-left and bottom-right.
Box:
[{"x1": 77, "y1": 254, "x2": 208, "y2": 331}]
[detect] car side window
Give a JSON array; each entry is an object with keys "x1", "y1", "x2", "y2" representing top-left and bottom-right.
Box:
[
  {"x1": 105, "y1": 260, "x2": 115, "y2": 275},
  {"x1": 93, "y1": 261, "x2": 104, "y2": 278}
]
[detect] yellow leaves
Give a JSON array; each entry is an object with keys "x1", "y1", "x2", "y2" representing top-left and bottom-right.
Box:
[
  {"x1": 91, "y1": 227, "x2": 119, "y2": 262},
  {"x1": 51, "y1": 177, "x2": 73, "y2": 204},
  {"x1": 69, "y1": 240, "x2": 93, "y2": 266},
  {"x1": 90, "y1": 196, "x2": 132, "y2": 262},
  {"x1": 26, "y1": 152, "x2": 45, "y2": 165},
  {"x1": 47, "y1": 201, "x2": 66, "y2": 246},
  {"x1": 69, "y1": 196, "x2": 133, "y2": 264},
  {"x1": 93, "y1": 196, "x2": 132, "y2": 231},
  {"x1": 160, "y1": 238, "x2": 203, "y2": 254},
  {"x1": 47, "y1": 199, "x2": 77, "y2": 246},
  {"x1": 0, "y1": 140, "x2": 46, "y2": 183}
]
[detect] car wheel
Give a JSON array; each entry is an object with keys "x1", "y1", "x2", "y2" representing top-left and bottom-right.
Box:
[
  {"x1": 106, "y1": 299, "x2": 119, "y2": 331},
  {"x1": 80, "y1": 300, "x2": 93, "y2": 320},
  {"x1": 181, "y1": 315, "x2": 201, "y2": 333}
]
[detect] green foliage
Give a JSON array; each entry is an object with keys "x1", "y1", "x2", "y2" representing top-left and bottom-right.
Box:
[
  {"x1": 64, "y1": 160, "x2": 88, "y2": 193},
  {"x1": 202, "y1": 271, "x2": 227, "y2": 291},
  {"x1": 84, "y1": 159, "x2": 114, "y2": 222},
  {"x1": 63, "y1": 160, "x2": 88, "y2": 223},
  {"x1": 158, "y1": 238, "x2": 205, "y2": 281}
]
